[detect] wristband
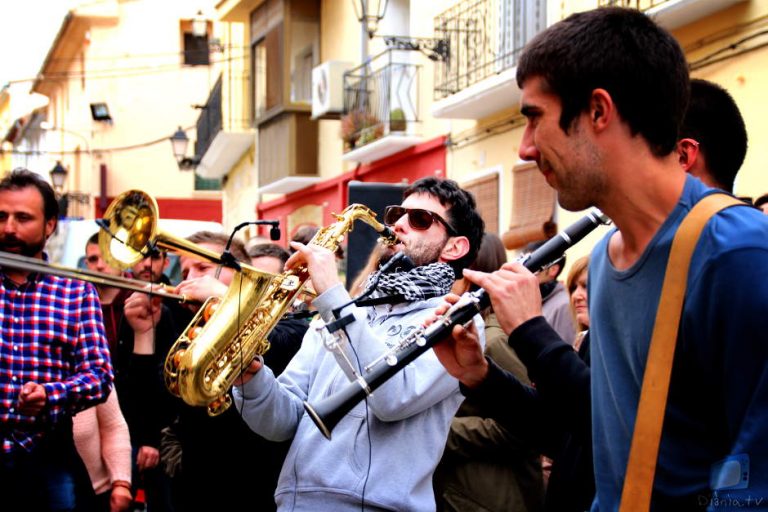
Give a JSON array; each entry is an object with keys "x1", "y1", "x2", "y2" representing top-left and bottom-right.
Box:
[{"x1": 112, "y1": 480, "x2": 132, "y2": 490}]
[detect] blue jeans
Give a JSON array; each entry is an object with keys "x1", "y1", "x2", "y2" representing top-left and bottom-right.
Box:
[{"x1": 0, "y1": 422, "x2": 95, "y2": 511}]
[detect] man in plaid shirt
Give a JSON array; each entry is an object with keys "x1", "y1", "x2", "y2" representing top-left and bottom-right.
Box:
[{"x1": 0, "y1": 169, "x2": 113, "y2": 511}]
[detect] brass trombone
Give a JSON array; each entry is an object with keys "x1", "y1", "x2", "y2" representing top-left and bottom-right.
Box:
[{"x1": 0, "y1": 248, "x2": 184, "y2": 301}]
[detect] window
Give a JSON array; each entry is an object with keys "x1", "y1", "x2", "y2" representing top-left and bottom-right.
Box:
[
  {"x1": 462, "y1": 169, "x2": 500, "y2": 234},
  {"x1": 181, "y1": 20, "x2": 211, "y2": 66},
  {"x1": 253, "y1": 39, "x2": 267, "y2": 119},
  {"x1": 498, "y1": 0, "x2": 546, "y2": 69},
  {"x1": 502, "y1": 161, "x2": 556, "y2": 249},
  {"x1": 250, "y1": 0, "x2": 319, "y2": 123},
  {"x1": 194, "y1": 174, "x2": 221, "y2": 191}
]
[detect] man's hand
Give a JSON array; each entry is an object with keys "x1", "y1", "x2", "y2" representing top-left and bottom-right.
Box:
[
  {"x1": 429, "y1": 295, "x2": 489, "y2": 389},
  {"x1": 17, "y1": 382, "x2": 46, "y2": 415},
  {"x1": 136, "y1": 445, "x2": 159, "y2": 471},
  {"x1": 462, "y1": 262, "x2": 543, "y2": 335},
  {"x1": 175, "y1": 275, "x2": 228, "y2": 304},
  {"x1": 110, "y1": 484, "x2": 132, "y2": 512},
  {"x1": 285, "y1": 242, "x2": 340, "y2": 296},
  {"x1": 234, "y1": 357, "x2": 263, "y2": 386},
  {"x1": 123, "y1": 292, "x2": 163, "y2": 335}
]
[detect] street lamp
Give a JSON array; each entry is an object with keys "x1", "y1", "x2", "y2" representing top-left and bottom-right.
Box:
[
  {"x1": 192, "y1": 10, "x2": 208, "y2": 38},
  {"x1": 50, "y1": 161, "x2": 68, "y2": 190},
  {"x1": 170, "y1": 126, "x2": 200, "y2": 170},
  {"x1": 352, "y1": 0, "x2": 388, "y2": 39},
  {"x1": 49, "y1": 161, "x2": 90, "y2": 219}
]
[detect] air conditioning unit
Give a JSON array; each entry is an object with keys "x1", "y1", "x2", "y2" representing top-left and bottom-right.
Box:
[{"x1": 311, "y1": 60, "x2": 354, "y2": 120}]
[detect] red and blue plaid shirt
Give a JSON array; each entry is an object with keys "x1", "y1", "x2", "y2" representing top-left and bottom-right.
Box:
[{"x1": 0, "y1": 266, "x2": 113, "y2": 454}]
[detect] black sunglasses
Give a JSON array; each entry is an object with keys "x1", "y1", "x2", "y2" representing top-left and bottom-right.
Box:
[{"x1": 383, "y1": 206, "x2": 458, "y2": 236}]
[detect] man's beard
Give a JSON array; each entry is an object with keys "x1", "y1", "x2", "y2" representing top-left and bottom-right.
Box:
[
  {"x1": 0, "y1": 234, "x2": 45, "y2": 257},
  {"x1": 379, "y1": 236, "x2": 445, "y2": 270}
]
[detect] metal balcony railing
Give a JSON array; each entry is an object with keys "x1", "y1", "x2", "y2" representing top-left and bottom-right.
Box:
[
  {"x1": 433, "y1": 0, "x2": 546, "y2": 101},
  {"x1": 597, "y1": 0, "x2": 675, "y2": 9},
  {"x1": 342, "y1": 49, "x2": 420, "y2": 152},
  {"x1": 194, "y1": 75, "x2": 222, "y2": 161}
]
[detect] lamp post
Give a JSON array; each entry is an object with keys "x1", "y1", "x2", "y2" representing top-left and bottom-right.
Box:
[
  {"x1": 40, "y1": 123, "x2": 92, "y2": 219},
  {"x1": 170, "y1": 126, "x2": 200, "y2": 170},
  {"x1": 352, "y1": 0, "x2": 388, "y2": 40},
  {"x1": 49, "y1": 161, "x2": 90, "y2": 219}
]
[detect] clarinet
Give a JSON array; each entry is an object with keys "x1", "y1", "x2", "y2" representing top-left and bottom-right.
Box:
[{"x1": 303, "y1": 208, "x2": 610, "y2": 439}]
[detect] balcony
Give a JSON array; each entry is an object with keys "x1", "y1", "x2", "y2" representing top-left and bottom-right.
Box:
[
  {"x1": 432, "y1": 0, "x2": 546, "y2": 120},
  {"x1": 597, "y1": 0, "x2": 747, "y2": 29},
  {"x1": 256, "y1": 111, "x2": 319, "y2": 195},
  {"x1": 195, "y1": 75, "x2": 255, "y2": 180},
  {"x1": 341, "y1": 49, "x2": 423, "y2": 164}
]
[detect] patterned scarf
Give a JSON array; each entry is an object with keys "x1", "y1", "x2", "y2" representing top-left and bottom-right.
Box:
[{"x1": 364, "y1": 262, "x2": 455, "y2": 302}]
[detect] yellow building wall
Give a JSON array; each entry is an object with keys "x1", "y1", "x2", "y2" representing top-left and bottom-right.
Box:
[
  {"x1": 424, "y1": 0, "x2": 768, "y2": 268},
  {"x1": 222, "y1": 146, "x2": 259, "y2": 234},
  {"x1": 0, "y1": 88, "x2": 11, "y2": 174},
  {"x1": 316, "y1": 0, "x2": 364, "y2": 180},
  {"x1": 39, "y1": 0, "x2": 223, "y2": 219}
]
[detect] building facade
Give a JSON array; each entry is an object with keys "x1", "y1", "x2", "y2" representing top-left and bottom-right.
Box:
[
  {"x1": 198, "y1": 0, "x2": 768, "y2": 270},
  {"x1": 8, "y1": 0, "x2": 225, "y2": 222}
]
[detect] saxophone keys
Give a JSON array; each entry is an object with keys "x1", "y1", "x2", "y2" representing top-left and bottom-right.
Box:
[
  {"x1": 172, "y1": 349, "x2": 186, "y2": 368},
  {"x1": 202, "y1": 298, "x2": 220, "y2": 321}
]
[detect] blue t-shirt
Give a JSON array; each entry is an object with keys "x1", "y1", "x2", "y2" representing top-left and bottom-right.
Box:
[{"x1": 589, "y1": 175, "x2": 768, "y2": 511}]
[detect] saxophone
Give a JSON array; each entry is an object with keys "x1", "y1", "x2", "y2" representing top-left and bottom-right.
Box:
[{"x1": 164, "y1": 204, "x2": 398, "y2": 416}]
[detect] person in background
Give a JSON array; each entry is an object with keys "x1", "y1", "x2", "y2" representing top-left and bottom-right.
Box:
[
  {"x1": 0, "y1": 169, "x2": 113, "y2": 510},
  {"x1": 566, "y1": 257, "x2": 589, "y2": 352},
  {"x1": 677, "y1": 78, "x2": 748, "y2": 193},
  {"x1": 232, "y1": 177, "x2": 485, "y2": 511},
  {"x1": 753, "y1": 193, "x2": 768, "y2": 214},
  {"x1": 248, "y1": 242, "x2": 290, "y2": 274},
  {"x1": 116, "y1": 248, "x2": 179, "y2": 511},
  {"x1": 79, "y1": 234, "x2": 134, "y2": 511},
  {"x1": 84, "y1": 233, "x2": 132, "y2": 352},
  {"x1": 73, "y1": 390, "x2": 133, "y2": 512},
  {"x1": 434, "y1": 232, "x2": 544, "y2": 512},
  {"x1": 167, "y1": 231, "x2": 307, "y2": 512},
  {"x1": 434, "y1": 7, "x2": 768, "y2": 509},
  {"x1": 523, "y1": 241, "x2": 575, "y2": 345}
]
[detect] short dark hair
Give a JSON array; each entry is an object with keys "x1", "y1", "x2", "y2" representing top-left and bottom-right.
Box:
[
  {"x1": 754, "y1": 193, "x2": 768, "y2": 209},
  {"x1": 186, "y1": 231, "x2": 249, "y2": 263},
  {"x1": 87, "y1": 232, "x2": 100, "y2": 247},
  {"x1": 0, "y1": 168, "x2": 60, "y2": 223},
  {"x1": 680, "y1": 79, "x2": 747, "y2": 192},
  {"x1": 402, "y1": 176, "x2": 485, "y2": 274},
  {"x1": 290, "y1": 224, "x2": 344, "y2": 259},
  {"x1": 517, "y1": 7, "x2": 689, "y2": 158},
  {"x1": 525, "y1": 239, "x2": 565, "y2": 278},
  {"x1": 248, "y1": 242, "x2": 290, "y2": 265}
]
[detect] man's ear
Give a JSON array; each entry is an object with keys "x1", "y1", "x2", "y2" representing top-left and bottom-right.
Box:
[
  {"x1": 677, "y1": 138, "x2": 700, "y2": 172},
  {"x1": 44, "y1": 217, "x2": 57, "y2": 240},
  {"x1": 439, "y1": 236, "x2": 470, "y2": 264},
  {"x1": 589, "y1": 88, "x2": 614, "y2": 132}
]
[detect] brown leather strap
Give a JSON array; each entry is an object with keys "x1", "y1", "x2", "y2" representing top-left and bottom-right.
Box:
[{"x1": 618, "y1": 193, "x2": 744, "y2": 511}]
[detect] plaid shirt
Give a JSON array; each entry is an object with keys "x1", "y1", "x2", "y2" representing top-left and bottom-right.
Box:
[{"x1": 0, "y1": 266, "x2": 113, "y2": 454}]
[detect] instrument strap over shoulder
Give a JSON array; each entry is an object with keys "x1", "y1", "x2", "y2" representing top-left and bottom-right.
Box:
[{"x1": 619, "y1": 193, "x2": 746, "y2": 511}]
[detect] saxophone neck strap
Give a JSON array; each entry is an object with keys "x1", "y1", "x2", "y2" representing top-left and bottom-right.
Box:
[{"x1": 619, "y1": 193, "x2": 746, "y2": 511}]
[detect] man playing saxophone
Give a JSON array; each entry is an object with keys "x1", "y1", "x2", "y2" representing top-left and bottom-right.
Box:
[{"x1": 233, "y1": 177, "x2": 485, "y2": 511}]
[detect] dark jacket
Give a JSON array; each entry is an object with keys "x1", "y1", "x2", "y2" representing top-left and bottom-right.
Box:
[{"x1": 462, "y1": 316, "x2": 594, "y2": 512}]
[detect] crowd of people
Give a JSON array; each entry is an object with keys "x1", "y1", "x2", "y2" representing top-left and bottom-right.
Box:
[{"x1": 1, "y1": 6, "x2": 768, "y2": 512}]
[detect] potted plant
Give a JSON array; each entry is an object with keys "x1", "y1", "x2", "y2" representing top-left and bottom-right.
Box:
[
  {"x1": 389, "y1": 108, "x2": 406, "y2": 132},
  {"x1": 340, "y1": 110, "x2": 381, "y2": 151}
]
